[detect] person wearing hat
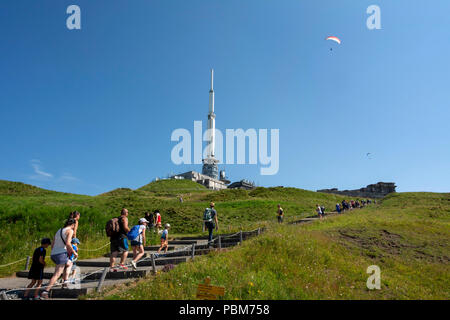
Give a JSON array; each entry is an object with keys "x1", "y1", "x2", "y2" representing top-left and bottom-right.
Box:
[
  {"x1": 157, "y1": 223, "x2": 171, "y2": 255},
  {"x1": 130, "y1": 218, "x2": 149, "y2": 271},
  {"x1": 23, "y1": 238, "x2": 51, "y2": 300}
]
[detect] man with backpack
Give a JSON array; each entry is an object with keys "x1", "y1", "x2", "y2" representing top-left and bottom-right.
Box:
[
  {"x1": 203, "y1": 202, "x2": 218, "y2": 246},
  {"x1": 106, "y1": 208, "x2": 130, "y2": 272}
]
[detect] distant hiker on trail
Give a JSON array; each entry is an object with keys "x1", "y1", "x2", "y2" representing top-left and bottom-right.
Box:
[
  {"x1": 106, "y1": 208, "x2": 130, "y2": 272},
  {"x1": 23, "y1": 238, "x2": 51, "y2": 300},
  {"x1": 336, "y1": 203, "x2": 341, "y2": 214},
  {"x1": 155, "y1": 210, "x2": 162, "y2": 233},
  {"x1": 203, "y1": 202, "x2": 218, "y2": 245},
  {"x1": 179, "y1": 196, "x2": 183, "y2": 203},
  {"x1": 277, "y1": 204, "x2": 284, "y2": 223},
  {"x1": 157, "y1": 223, "x2": 171, "y2": 254},
  {"x1": 68, "y1": 211, "x2": 81, "y2": 238},
  {"x1": 129, "y1": 218, "x2": 148, "y2": 271},
  {"x1": 41, "y1": 218, "x2": 78, "y2": 299},
  {"x1": 316, "y1": 204, "x2": 324, "y2": 220},
  {"x1": 321, "y1": 206, "x2": 325, "y2": 216}
]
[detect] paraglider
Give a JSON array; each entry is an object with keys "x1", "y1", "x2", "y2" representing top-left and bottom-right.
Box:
[
  {"x1": 366, "y1": 153, "x2": 372, "y2": 159},
  {"x1": 326, "y1": 36, "x2": 341, "y2": 51}
]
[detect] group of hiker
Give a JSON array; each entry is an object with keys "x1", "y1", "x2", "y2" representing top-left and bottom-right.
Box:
[
  {"x1": 315, "y1": 198, "x2": 374, "y2": 220},
  {"x1": 23, "y1": 202, "x2": 220, "y2": 300},
  {"x1": 23, "y1": 197, "x2": 371, "y2": 299},
  {"x1": 24, "y1": 211, "x2": 81, "y2": 300}
]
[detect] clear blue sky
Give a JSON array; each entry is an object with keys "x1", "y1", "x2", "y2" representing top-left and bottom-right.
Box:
[{"x1": 1, "y1": 0, "x2": 449, "y2": 195}]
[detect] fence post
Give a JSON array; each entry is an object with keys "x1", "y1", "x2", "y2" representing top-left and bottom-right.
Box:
[
  {"x1": 257, "y1": 228, "x2": 261, "y2": 236},
  {"x1": 25, "y1": 256, "x2": 31, "y2": 270},
  {"x1": 151, "y1": 254, "x2": 157, "y2": 274},
  {"x1": 191, "y1": 243, "x2": 195, "y2": 260},
  {"x1": 218, "y1": 236, "x2": 222, "y2": 250},
  {"x1": 240, "y1": 231, "x2": 243, "y2": 244},
  {"x1": 96, "y1": 267, "x2": 108, "y2": 292}
]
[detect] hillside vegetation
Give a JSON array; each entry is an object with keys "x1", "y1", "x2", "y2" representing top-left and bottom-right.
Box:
[
  {"x1": 0, "y1": 179, "x2": 348, "y2": 277},
  {"x1": 89, "y1": 192, "x2": 450, "y2": 300}
]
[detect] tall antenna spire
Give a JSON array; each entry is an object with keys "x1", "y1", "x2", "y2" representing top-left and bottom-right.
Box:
[{"x1": 210, "y1": 69, "x2": 214, "y2": 91}]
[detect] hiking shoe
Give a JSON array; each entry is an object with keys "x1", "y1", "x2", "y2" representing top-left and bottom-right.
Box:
[
  {"x1": 33, "y1": 296, "x2": 41, "y2": 300},
  {"x1": 119, "y1": 264, "x2": 128, "y2": 270},
  {"x1": 110, "y1": 268, "x2": 118, "y2": 272},
  {"x1": 40, "y1": 291, "x2": 49, "y2": 300},
  {"x1": 131, "y1": 261, "x2": 137, "y2": 271}
]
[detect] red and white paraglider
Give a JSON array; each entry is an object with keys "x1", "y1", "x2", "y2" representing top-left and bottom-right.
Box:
[{"x1": 326, "y1": 36, "x2": 341, "y2": 51}]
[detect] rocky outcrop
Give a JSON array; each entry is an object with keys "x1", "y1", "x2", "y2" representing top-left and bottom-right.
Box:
[{"x1": 317, "y1": 182, "x2": 396, "y2": 199}]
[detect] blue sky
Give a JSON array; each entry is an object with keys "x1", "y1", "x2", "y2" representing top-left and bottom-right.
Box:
[{"x1": 0, "y1": 0, "x2": 449, "y2": 195}]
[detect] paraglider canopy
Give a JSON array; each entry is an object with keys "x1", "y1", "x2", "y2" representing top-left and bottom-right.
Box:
[{"x1": 326, "y1": 36, "x2": 341, "y2": 44}]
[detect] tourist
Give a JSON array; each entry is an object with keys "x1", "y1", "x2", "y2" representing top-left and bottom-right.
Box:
[
  {"x1": 68, "y1": 211, "x2": 81, "y2": 238},
  {"x1": 130, "y1": 218, "x2": 148, "y2": 271},
  {"x1": 23, "y1": 238, "x2": 51, "y2": 300},
  {"x1": 67, "y1": 237, "x2": 79, "y2": 282},
  {"x1": 316, "y1": 204, "x2": 323, "y2": 220},
  {"x1": 336, "y1": 203, "x2": 341, "y2": 214},
  {"x1": 157, "y1": 223, "x2": 171, "y2": 254},
  {"x1": 40, "y1": 219, "x2": 78, "y2": 299},
  {"x1": 144, "y1": 211, "x2": 156, "y2": 233},
  {"x1": 155, "y1": 210, "x2": 162, "y2": 233},
  {"x1": 203, "y1": 202, "x2": 218, "y2": 245},
  {"x1": 321, "y1": 205, "x2": 326, "y2": 216},
  {"x1": 277, "y1": 204, "x2": 284, "y2": 223},
  {"x1": 109, "y1": 208, "x2": 130, "y2": 272}
]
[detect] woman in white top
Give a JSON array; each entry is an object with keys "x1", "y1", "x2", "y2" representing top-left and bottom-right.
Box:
[
  {"x1": 130, "y1": 218, "x2": 148, "y2": 271},
  {"x1": 41, "y1": 218, "x2": 78, "y2": 298}
]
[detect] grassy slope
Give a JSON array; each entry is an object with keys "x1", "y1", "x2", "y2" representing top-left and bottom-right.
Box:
[
  {"x1": 89, "y1": 192, "x2": 450, "y2": 300},
  {"x1": 0, "y1": 179, "x2": 347, "y2": 277}
]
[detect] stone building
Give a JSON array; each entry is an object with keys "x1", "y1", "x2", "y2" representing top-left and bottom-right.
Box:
[
  {"x1": 171, "y1": 171, "x2": 228, "y2": 190},
  {"x1": 317, "y1": 182, "x2": 396, "y2": 199}
]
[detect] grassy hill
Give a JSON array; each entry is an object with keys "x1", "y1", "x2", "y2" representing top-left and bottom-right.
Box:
[
  {"x1": 0, "y1": 179, "x2": 348, "y2": 277},
  {"x1": 88, "y1": 192, "x2": 450, "y2": 300}
]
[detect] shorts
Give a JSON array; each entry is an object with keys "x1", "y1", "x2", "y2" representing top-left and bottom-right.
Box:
[
  {"x1": 51, "y1": 252, "x2": 69, "y2": 266},
  {"x1": 277, "y1": 216, "x2": 283, "y2": 223},
  {"x1": 131, "y1": 240, "x2": 142, "y2": 246},
  {"x1": 110, "y1": 237, "x2": 129, "y2": 253},
  {"x1": 28, "y1": 265, "x2": 44, "y2": 280}
]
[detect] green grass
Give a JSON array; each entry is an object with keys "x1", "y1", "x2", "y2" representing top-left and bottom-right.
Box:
[
  {"x1": 0, "y1": 179, "x2": 348, "y2": 277},
  {"x1": 87, "y1": 192, "x2": 450, "y2": 300}
]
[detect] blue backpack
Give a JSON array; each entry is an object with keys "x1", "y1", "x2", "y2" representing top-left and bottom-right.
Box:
[{"x1": 127, "y1": 225, "x2": 141, "y2": 241}]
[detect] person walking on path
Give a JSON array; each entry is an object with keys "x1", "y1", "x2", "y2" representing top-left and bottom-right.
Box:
[
  {"x1": 41, "y1": 219, "x2": 78, "y2": 299},
  {"x1": 277, "y1": 204, "x2": 284, "y2": 223},
  {"x1": 23, "y1": 238, "x2": 51, "y2": 300},
  {"x1": 67, "y1": 237, "x2": 79, "y2": 283},
  {"x1": 316, "y1": 204, "x2": 324, "y2": 220},
  {"x1": 108, "y1": 208, "x2": 130, "y2": 272},
  {"x1": 336, "y1": 203, "x2": 341, "y2": 214},
  {"x1": 144, "y1": 211, "x2": 156, "y2": 233},
  {"x1": 155, "y1": 210, "x2": 162, "y2": 234},
  {"x1": 203, "y1": 202, "x2": 219, "y2": 246},
  {"x1": 130, "y1": 218, "x2": 148, "y2": 271},
  {"x1": 157, "y1": 223, "x2": 171, "y2": 255},
  {"x1": 68, "y1": 211, "x2": 81, "y2": 238}
]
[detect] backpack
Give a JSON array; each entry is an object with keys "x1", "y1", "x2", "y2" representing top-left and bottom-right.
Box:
[
  {"x1": 127, "y1": 225, "x2": 141, "y2": 241},
  {"x1": 105, "y1": 217, "x2": 121, "y2": 237},
  {"x1": 203, "y1": 208, "x2": 213, "y2": 222}
]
